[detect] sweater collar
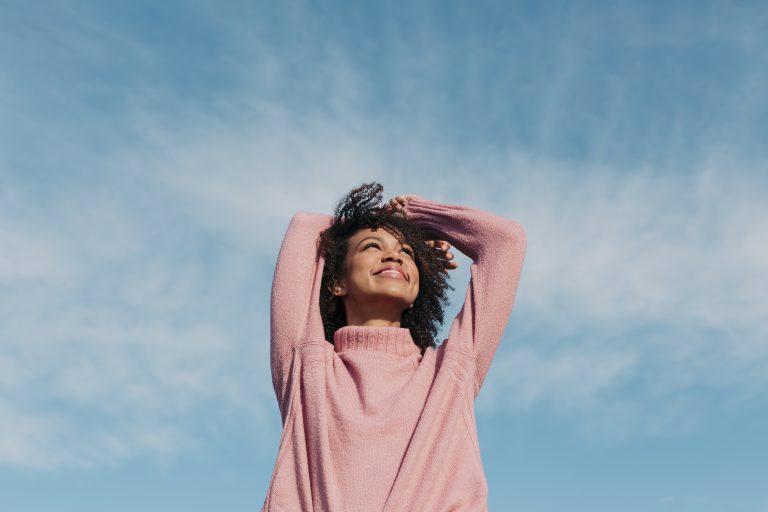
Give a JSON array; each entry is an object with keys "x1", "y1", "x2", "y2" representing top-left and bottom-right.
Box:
[{"x1": 333, "y1": 325, "x2": 421, "y2": 357}]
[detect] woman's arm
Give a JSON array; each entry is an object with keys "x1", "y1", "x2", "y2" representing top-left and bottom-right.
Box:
[
  {"x1": 403, "y1": 195, "x2": 527, "y2": 397},
  {"x1": 270, "y1": 212, "x2": 333, "y2": 417}
]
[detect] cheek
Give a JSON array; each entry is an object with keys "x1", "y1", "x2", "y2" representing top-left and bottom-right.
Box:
[{"x1": 344, "y1": 255, "x2": 371, "y2": 286}]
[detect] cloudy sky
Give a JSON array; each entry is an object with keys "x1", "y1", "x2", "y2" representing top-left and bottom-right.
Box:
[{"x1": 1, "y1": 1, "x2": 767, "y2": 510}]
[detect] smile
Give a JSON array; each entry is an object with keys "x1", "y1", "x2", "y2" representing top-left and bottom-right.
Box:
[{"x1": 375, "y1": 269, "x2": 407, "y2": 280}]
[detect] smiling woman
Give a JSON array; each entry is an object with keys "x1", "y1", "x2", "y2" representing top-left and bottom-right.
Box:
[
  {"x1": 332, "y1": 227, "x2": 420, "y2": 326},
  {"x1": 263, "y1": 182, "x2": 527, "y2": 511},
  {"x1": 316, "y1": 183, "x2": 455, "y2": 353}
]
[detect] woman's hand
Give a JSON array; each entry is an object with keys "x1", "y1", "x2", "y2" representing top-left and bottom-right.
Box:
[
  {"x1": 384, "y1": 195, "x2": 458, "y2": 272},
  {"x1": 385, "y1": 194, "x2": 410, "y2": 216},
  {"x1": 427, "y1": 239, "x2": 459, "y2": 271}
]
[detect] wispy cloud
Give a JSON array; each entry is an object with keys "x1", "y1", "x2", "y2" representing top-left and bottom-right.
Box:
[
  {"x1": 477, "y1": 157, "x2": 768, "y2": 438},
  {"x1": 2, "y1": 0, "x2": 767, "y2": 473},
  {"x1": 4, "y1": 77, "x2": 768, "y2": 467},
  {"x1": 0, "y1": 174, "x2": 274, "y2": 468}
]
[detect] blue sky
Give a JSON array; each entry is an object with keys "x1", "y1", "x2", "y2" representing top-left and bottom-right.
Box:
[{"x1": 1, "y1": 1, "x2": 767, "y2": 510}]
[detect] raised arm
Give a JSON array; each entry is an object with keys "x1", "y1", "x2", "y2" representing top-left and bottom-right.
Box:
[
  {"x1": 403, "y1": 195, "x2": 527, "y2": 397},
  {"x1": 270, "y1": 212, "x2": 333, "y2": 417}
]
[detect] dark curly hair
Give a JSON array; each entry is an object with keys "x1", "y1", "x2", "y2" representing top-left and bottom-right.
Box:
[{"x1": 317, "y1": 182, "x2": 453, "y2": 352}]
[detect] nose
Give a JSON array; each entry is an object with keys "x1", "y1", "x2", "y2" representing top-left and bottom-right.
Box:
[{"x1": 382, "y1": 249, "x2": 403, "y2": 264}]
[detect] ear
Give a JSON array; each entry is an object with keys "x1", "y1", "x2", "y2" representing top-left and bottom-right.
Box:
[{"x1": 329, "y1": 277, "x2": 347, "y2": 297}]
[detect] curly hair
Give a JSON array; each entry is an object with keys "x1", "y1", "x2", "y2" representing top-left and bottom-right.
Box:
[{"x1": 317, "y1": 182, "x2": 453, "y2": 352}]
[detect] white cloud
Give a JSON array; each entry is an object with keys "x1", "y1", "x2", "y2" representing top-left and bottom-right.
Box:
[
  {"x1": 4, "y1": 92, "x2": 767, "y2": 467},
  {"x1": 478, "y1": 345, "x2": 636, "y2": 410},
  {"x1": 0, "y1": 175, "x2": 277, "y2": 469},
  {"x1": 472, "y1": 156, "x2": 768, "y2": 437},
  {"x1": 2, "y1": 2, "x2": 768, "y2": 470},
  {"x1": 118, "y1": 101, "x2": 768, "y2": 442},
  {"x1": 0, "y1": 402, "x2": 73, "y2": 470}
]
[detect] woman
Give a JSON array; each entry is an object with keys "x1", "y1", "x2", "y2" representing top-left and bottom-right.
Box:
[{"x1": 262, "y1": 182, "x2": 527, "y2": 511}]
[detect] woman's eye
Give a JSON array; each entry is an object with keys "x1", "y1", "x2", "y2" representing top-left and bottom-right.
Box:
[{"x1": 363, "y1": 242, "x2": 412, "y2": 257}]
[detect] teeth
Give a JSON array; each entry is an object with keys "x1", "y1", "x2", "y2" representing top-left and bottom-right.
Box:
[{"x1": 378, "y1": 270, "x2": 404, "y2": 279}]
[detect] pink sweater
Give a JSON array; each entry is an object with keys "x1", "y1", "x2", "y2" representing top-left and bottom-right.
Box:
[{"x1": 262, "y1": 195, "x2": 527, "y2": 511}]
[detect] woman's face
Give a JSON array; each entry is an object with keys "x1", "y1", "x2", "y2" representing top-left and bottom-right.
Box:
[{"x1": 335, "y1": 227, "x2": 420, "y2": 315}]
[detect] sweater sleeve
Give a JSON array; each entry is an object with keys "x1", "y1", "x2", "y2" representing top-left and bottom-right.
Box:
[
  {"x1": 270, "y1": 212, "x2": 333, "y2": 418},
  {"x1": 404, "y1": 195, "x2": 527, "y2": 397}
]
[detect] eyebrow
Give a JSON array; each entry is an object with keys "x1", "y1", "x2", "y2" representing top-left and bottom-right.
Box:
[{"x1": 355, "y1": 236, "x2": 413, "y2": 250}]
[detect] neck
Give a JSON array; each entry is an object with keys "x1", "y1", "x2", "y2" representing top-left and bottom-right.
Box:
[
  {"x1": 347, "y1": 317, "x2": 401, "y2": 327},
  {"x1": 343, "y1": 301, "x2": 405, "y2": 327}
]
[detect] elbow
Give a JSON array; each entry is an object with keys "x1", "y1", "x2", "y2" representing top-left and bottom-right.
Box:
[
  {"x1": 500, "y1": 220, "x2": 527, "y2": 253},
  {"x1": 472, "y1": 218, "x2": 527, "y2": 264},
  {"x1": 289, "y1": 211, "x2": 318, "y2": 227},
  {"x1": 289, "y1": 211, "x2": 334, "y2": 231}
]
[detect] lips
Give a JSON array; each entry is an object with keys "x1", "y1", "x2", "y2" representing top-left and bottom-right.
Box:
[{"x1": 374, "y1": 266, "x2": 408, "y2": 281}]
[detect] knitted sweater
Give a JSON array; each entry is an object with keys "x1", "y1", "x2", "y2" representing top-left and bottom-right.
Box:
[{"x1": 262, "y1": 195, "x2": 527, "y2": 511}]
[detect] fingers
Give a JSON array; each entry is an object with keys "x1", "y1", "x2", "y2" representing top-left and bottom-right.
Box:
[
  {"x1": 425, "y1": 240, "x2": 459, "y2": 270},
  {"x1": 387, "y1": 195, "x2": 409, "y2": 211},
  {"x1": 426, "y1": 240, "x2": 450, "y2": 249},
  {"x1": 426, "y1": 240, "x2": 451, "y2": 254},
  {"x1": 384, "y1": 206, "x2": 459, "y2": 271},
  {"x1": 386, "y1": 196, "x2": 406, "y2": 216}
]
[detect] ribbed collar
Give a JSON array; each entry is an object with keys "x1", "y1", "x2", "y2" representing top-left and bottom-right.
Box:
[{"x1": 333, "y1": 325, "x2": 421, "y2": 357}]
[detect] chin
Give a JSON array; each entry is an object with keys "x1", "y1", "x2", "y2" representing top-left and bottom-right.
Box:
[{"x1": 369, "y1": 291, "x2": 412, "y2": 308}]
